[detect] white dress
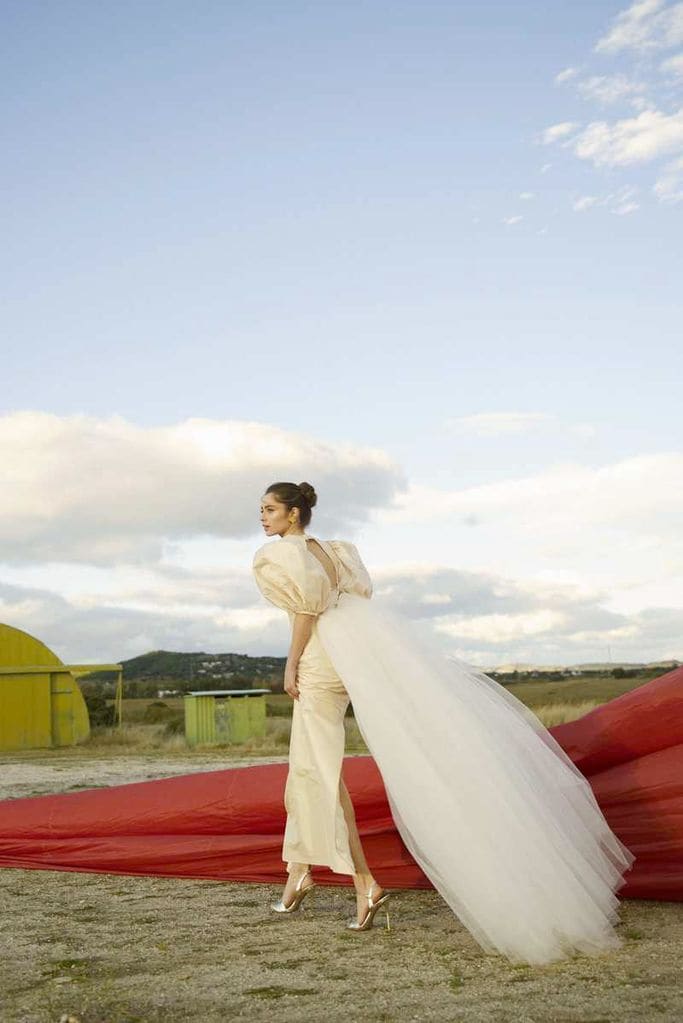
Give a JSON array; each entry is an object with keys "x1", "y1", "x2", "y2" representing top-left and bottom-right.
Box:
[
  {"x1": 253, "y1": 535, "x2": 371, "y2": 876},
  {"x1": 253, "y1": 534, "x2": 635, "y2": 965}
]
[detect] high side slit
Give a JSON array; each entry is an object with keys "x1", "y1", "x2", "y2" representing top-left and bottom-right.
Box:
[{"x1": 283, "y1": 624, "x2": 355, "y2": 875}]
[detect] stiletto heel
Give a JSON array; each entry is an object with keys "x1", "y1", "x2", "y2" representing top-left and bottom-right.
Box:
[
  {"x1": 347, "y1": 883, "x2": 391, "y2": 932},
  {"x1": 271, "y1": 870, "x2": 317, "y2": 914}
]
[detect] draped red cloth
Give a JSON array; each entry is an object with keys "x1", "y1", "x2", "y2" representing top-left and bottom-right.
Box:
[{"x1": 1, "y1": 668, "x2": 681, "y2": 897}]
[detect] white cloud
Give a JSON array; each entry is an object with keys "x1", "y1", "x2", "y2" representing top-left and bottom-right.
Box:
[
  {"x1": 660, "y1": 50, "x2": 683, "y2": 74},
  {"x1": 596, "y1": 0, "x2": 683, "y2": 54},
  {"x1": 0, "y1": 579, "x2": 286, "y2": 662},
  {"x1": 502, "y1": 215, "x2": 523, "y2": 225},
  {"x1": 2, "y1": 416, "x2": 681, "y2": 668},
  {"x1": 368, "y1": 450, "x2": 683, "y2": 663},
  {"x1": 540, "y1": 163, "x2": 553, "y2": 173},
  {"x1": 576, "y1": 73, "x2": 648, "y2": 105},
  {"x1": 371, "y1": 564, "x2": 540, "y2": 620},
  {"x1": 0, "y1": 412, "x2": 404, "y2": 565},
  {"x1": 653, "y1": 153, "x2": 683, "y2": 198},
  {"x1": 573, "y1": 184, "x2": 640, "y2": 213},
  {"x1": 437, "y1": 609, "x2": 568, "y2": 643},
  {"x1": 573, "y1": 195, "x2": 600, "y2": 211},
  {"x1": 555, "y1": 66, "x2": 580, "y2": 83},
  {"x1": 360, "y1": 564, "x2": 683, "y2": 663},
  {"x1": 541, "y1": 122, "x2": 580, "y2": 144},
  {"x1": 519, "y1": 191, "x2": 535, "y2": 200},
  {"x1": 420, "y1": 592, "x2": 453, "y2": 606},
  {"x1": 446, "y1": 413, "x2": 550, "y2": 437},
  {"x1": 4, "y1": 556, "x2": 680, "y2": 667},
  {"x1": 543, "y1": 4, "x2": 683, "y2": 203},
  {"x1": 612, "y1": 199, "x2": 641, "y2": 213},
  {"x1": 572, "y1": 106, "x2": 683, "y2": 165},
  {"x1": 378, "y1": 454, "x2": 683, "y2": 602},
  {"x1": 383, "y1": 453, "x2": 683, "y2": 537}
]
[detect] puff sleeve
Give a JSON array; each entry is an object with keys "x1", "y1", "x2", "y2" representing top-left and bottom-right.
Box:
[
  {"x1": 252, "y1": 540, "x2": 331, "y2": 616},
  {"x1": 328, "y1": 540, "x2": 373, "y2": 599}
]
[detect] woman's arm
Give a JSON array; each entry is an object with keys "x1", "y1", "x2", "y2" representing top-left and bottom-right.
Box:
[{"x1": 284, "y1": 613, "x2": 316, "y2": 700}]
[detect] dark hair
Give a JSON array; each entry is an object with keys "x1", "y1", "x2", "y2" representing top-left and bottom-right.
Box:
[{"x1": 264, "y1": 481, "x2": 317, "y2": 527}]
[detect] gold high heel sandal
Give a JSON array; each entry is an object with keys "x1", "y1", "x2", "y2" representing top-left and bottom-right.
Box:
[
  {"x1": 271, "y1": 870, "x2": 317, "y2": 914},
  {"x1": 347, "y1": 882, "x2": 391, "y2": 932}
]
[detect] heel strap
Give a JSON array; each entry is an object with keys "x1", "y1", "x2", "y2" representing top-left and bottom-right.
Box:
[
  {"x1": 294, "y1": 870, "x2": 312, "y2": 893},
  {"x1": 365, "y1": 882, "x2": 382, "y2": 906}
]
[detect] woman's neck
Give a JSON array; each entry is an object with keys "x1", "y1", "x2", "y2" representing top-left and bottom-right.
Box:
[{"x1": 282, "y1": 526, "x2": 306, "y2": 538}]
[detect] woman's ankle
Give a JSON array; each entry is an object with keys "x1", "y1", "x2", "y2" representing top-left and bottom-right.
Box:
[
  {"x1": 287, "y1": 862, "x2": 310, "y2": 880},
  {"x1": 352, "y1": 871, "x2": 375, "y2": 892}
]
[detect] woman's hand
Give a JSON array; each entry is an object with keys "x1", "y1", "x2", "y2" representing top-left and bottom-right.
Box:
[
  {"x1": 284, "y1": 666, "x2": 300, "y2": 701},
  {"x1": 284, "y1": 613, "x2": 315, "y2": 701}
]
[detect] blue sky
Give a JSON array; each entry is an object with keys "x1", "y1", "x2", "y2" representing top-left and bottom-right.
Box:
[{"x1": 2, "y1": 1, "x2": 682, "y2": 667}]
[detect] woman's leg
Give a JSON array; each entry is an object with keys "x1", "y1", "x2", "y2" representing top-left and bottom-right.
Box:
[
  {"x1": 339, "y1": 777, "x2": 385, "y2": 923},
  {"x1": 280, "y1": 860, "x2": 312, "y2": 907},
  {"x1": 339, "y1": 777, "x2": 370, "y2": 873},
  {"x1": 279, "y1": 783, "x2": 383, "y2": 919},
  {"x1": 277, "y1": 671, "x2": 353, "y2": 905},
  {"x1": 276, "y1": 632, "x2": 382, "y2": 919}
]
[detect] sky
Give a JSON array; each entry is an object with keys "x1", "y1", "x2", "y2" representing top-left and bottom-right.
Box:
[{"x1": 2, "y1": 0, "x2": 682, "y2": 668}]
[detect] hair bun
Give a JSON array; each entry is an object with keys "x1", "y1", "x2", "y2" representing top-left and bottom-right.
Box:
[{"x1": 298, "y1": 481, "x2": 317, "y2": 508}]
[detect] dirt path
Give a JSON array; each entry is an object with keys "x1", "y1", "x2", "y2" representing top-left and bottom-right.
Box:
[
  {"x1": 1, "y1": 753, "x2": 682, "y2": 1023},
  {"x1": 0, "y1": 751, "x2": 287, "y2": 802}
]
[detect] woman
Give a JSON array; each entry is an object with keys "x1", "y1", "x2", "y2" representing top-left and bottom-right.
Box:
[
  {"x1": 254, "y1": 480, "x2": 386, "y2": 932},
  {"x1": 253, "y1": 481, "x2": 635, "y2": 963}
]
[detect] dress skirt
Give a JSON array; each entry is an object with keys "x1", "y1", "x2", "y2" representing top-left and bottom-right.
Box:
[
  {"x1": 283, "y1": 620, "x2": 356, "y2": 875},
  {"x1": 316, "y1": 592, "x2": 635, "y2": 964}
]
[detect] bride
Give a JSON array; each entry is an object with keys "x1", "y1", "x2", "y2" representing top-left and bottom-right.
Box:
[{"x1": 253, "y1": 481, "x2": 635, "y2": 965}]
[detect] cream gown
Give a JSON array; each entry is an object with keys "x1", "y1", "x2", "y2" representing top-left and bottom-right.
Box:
[
  {"x1": 253, "y1": 535, "x2": 370, "y2": 876},
  {"x1": 252, "y1": 534, "x2": 635, "y2": 965}
]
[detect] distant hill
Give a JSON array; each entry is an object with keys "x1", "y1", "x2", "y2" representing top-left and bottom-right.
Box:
[
  {"x1": 489, "y1": 659, "x2": 680, "y2": 676},
  {"x1": 81, "y1": 650, "x2": 681, "y2": 698},
  {"x1": 123, "y1": 649, "x2": 285, "y2": 682},
  {"x1": 83, "y1": 650, "x2": 287, "y2": 696}
]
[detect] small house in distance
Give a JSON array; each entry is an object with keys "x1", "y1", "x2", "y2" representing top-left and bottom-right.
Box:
[{"x1": 184, "y1": 688, "x2": 270, "y2": 746}]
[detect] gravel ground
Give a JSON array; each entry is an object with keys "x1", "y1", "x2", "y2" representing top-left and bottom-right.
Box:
[
  {"x1": 1, "y1": 752, "x2": 682, "y2": 1023},
  {"x1": 0, "y1": 751, "x2": 288, "y2": 802}
]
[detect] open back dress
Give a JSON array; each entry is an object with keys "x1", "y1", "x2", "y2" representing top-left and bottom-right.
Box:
[{"x1": 253, "y1": 533, "x2": 634, "y2": 965}]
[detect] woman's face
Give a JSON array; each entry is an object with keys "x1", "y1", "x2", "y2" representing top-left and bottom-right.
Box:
[{"x1": 260, "y1": 492, "x2": 298, "y2": 537}]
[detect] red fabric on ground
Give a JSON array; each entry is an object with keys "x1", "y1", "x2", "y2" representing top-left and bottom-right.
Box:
[
  {"x1": 550, "y1": 667, "x2": 683, "y2": 775},
  {"x1": 1, "y1": 669, "x2": 682, "y2": 897}
]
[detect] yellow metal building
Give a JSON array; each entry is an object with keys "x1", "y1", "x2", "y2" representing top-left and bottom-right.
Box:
[
  {"x1": 184, "y1": 688, "x2": 270, "y2": 746},
  {"x1": 0, "y1": 623, "x2": 121, "y2": 751}
]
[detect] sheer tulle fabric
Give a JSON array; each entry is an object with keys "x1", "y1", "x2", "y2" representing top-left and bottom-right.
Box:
[{"x1": 317, "y1": 592, "x2": 635, "y2": 965}]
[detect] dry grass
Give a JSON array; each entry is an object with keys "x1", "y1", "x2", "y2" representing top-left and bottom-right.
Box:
[
  {"x1": 533, "y1": 699, "x2": 601, "y2": 728},
  {"x1": 87, "y1": 719, "x2": 290, "y2": 756},
  {"x1": 90, "y1": 692, "x2": 601, "y2": 756},
  {"x1": 86, "y1": 717, "x2": 369, "y2": 756},
  {"x1": 86, "y1": 723, "x2": 190, "y2": 751},
  {"x1": 506, "y1": 673, "x2": 652, "y2": 708}
]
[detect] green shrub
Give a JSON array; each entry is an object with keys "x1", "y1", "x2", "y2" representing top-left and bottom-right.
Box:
[
  {"x1": 83, "y1": 690, "x2": 116, "y2": 727},
  {"x1": 163, "y1": 711, "x2": 186, "y2": 735},
  {"x1": 143, "y1": 700, "x2": 174, "y2": 724}
]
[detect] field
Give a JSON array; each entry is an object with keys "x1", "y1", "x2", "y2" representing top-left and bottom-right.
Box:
[
  {"x1": 1, "y1": 672, "x2": 681, "y2": 1023},
  {"x1": 91, "y1": 670, "x2": 657, "y2": 754}
]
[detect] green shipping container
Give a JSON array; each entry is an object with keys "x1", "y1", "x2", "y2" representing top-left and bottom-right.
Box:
[{"x1": 184, "y1": 689, "x2": 270, "y2": 746}]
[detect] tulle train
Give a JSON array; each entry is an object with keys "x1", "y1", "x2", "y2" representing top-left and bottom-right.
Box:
[{"x1": 317, "y1": 593, "x2": 635, "y2": 965}]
